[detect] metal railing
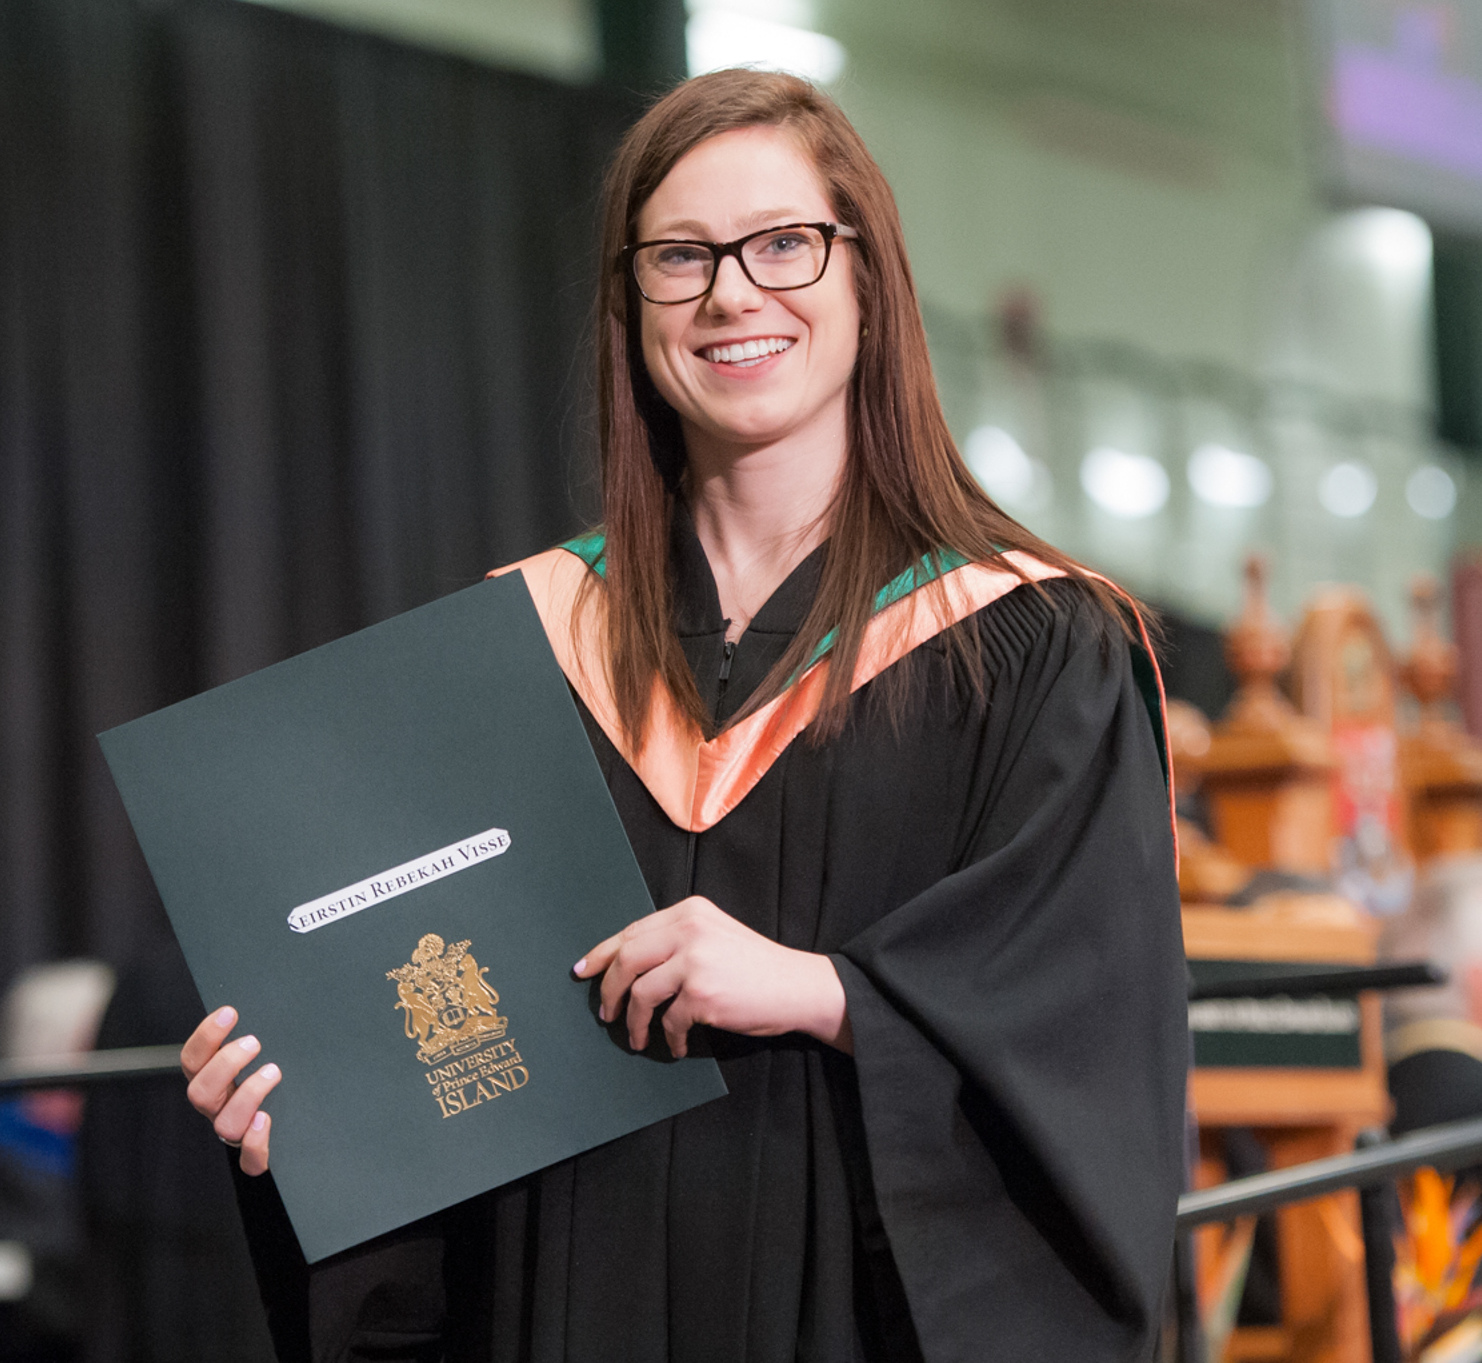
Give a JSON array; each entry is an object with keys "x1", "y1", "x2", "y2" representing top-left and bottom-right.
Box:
[
  {"x1": 1187, "y1": 961, "x2": 1445, "y2": 1002},
  {"x1": 0, "y1": 960, "x2": 1467, "y2": 1219},
  {"x1": 6, "y1": 1042, "x2": 1481, "y2": 1228},
  {"x1": 1177, "y1": 1114, "x2": 1482, "y2": 1230},
  {"x1": 0, "y1": 1044, "x2": 182, "y2": 1092},
  {"x1": 5, "y1": 1033, "x2": 1482, "y2": 1232}
]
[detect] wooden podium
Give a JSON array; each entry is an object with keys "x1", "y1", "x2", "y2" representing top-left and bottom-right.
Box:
[
  {"x1": 1186, "y1": 558, "x2": 1390, "y2": 1363},
  {"x1": 1185, "y1": 903, "x2": 1388, "y2": 1363}
]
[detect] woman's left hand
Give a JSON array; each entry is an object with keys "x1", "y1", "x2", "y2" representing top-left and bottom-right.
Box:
[{"x1": 574, "y1": 897, "x2": 852, "y2": 1058}]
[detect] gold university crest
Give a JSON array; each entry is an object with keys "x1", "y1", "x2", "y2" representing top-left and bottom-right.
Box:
[
  {"x1": 387, "y1": 933, "x2": 529, "y2": 1120},
  {"x1": 386, "y1": 933, "x2": 508, "y2": 1065}
]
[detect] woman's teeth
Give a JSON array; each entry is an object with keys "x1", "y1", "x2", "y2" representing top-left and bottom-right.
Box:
[{"x1": 702, "y1": 337, "x2": 794, "y2": 367}]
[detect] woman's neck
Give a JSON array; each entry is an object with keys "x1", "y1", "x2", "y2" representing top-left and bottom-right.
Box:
[{"x1": 683, "y1": 419, "x2": 845, "y2": 642}]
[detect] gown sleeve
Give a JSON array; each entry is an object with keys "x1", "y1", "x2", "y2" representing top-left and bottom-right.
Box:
[{"x1": 830, "y1": 585, "x2": 1187, "y2": 1363}]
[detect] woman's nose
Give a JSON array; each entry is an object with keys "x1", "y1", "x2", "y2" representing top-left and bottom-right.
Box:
[{"x1": 705, "y1": 253, "x2": 764, "y2": 315}]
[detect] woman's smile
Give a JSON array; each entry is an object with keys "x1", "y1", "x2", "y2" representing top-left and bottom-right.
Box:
[{"x1": 698, "y1": 335, "x2": 796, "y2": 369}]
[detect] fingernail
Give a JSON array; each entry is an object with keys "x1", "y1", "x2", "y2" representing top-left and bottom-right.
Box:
[
  {"x1": 573, "y1": 958, "x2": 586, "y2": 976},
  {"x1": 251, "y1": 1111, "x2": 268, "y2": 1131},
  {"x1": 215, "y1": 1007, "x2": 236, "y2": 1027},
  {"x1": 597, "y1": 1005, "x2": 607, "y2": 1022},
  {"x1": 238, "y1": 1035, "x2": 260, "y2": 1053},
  {"x1": 260, "y1": 1063, "x2": 281, "y2": 1082}
]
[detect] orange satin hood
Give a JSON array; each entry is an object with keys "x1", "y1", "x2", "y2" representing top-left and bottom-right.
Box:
[{"x1": 491, "y1": 546, "x2": 1172, "y2": 844}]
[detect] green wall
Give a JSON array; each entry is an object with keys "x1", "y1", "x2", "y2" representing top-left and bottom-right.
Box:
[{"x1": 825, "y1": 0, "x2": 1321, "y2": 378}]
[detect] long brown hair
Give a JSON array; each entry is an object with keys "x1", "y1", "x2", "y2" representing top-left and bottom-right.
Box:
[{"x1": 592, "y1": 68, "x2": 1132, "y2": 746}]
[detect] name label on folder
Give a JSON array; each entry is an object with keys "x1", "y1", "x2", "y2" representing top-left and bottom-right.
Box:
[{"x1": 287, "y1": 827, "x2": 511, "y2": 934}]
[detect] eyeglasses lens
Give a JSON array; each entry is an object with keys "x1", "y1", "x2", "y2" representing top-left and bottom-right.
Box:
[{"x1": 633, "y1": 227, "x2": 828, "y2": 303}]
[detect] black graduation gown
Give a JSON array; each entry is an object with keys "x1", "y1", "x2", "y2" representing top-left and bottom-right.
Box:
[{"x1": 234, "y1": 523, "x2": 1188, "y2": 1363}]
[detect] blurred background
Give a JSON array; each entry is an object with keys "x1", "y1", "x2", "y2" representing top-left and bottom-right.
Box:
[{"x1": 4, "y1": 0, "x2": 1482, "y2": 1359}]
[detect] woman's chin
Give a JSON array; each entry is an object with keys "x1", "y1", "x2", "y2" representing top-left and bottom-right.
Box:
[
  {"x1": 687, "y1": 423, "x2": 806, "y2": 459},
  {"x1": 680, "y1": 397, "x2": 846, "y2": 456},
  {"x1": 681, "y1": 413, "x2": 802, "y2": 455}
]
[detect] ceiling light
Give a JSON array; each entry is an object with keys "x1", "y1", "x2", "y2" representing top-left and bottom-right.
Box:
[
  {"x1": 1080, "y1": 446, "x2": 1169, "y2": 519},
  {"x1": 1319, "y1": 461, "x2": 1378, "y2": 517},
  {"x1": 685, "y1": 9, "x2": 846, "y2": 82},
  {"x1": 1406, "y1": 464, "x2": 1457, "y2": 519},
  {"x1": 1187, "y1": 443, "x2": 1273, "y2": 509},
  {"x1": 1352, "y1": 207, "x2": 1433, "y2": 278},
  {"x1": 965, "y1": 426, "x2": 1051, "y2": 510}
]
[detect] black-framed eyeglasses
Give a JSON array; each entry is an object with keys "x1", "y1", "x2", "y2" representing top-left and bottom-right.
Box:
[{"x1": 621, "y1": 222, "x2": 860, "y2": 305}]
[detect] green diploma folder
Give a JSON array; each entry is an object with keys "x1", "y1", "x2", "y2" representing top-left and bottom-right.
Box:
[{"x1": 99, "y1": 573, "x2": 727, "y2": 1262}]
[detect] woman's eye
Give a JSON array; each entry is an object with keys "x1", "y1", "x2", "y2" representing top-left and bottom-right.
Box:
[
  {"x1": 654, "y1": 245, "x2": 708, "y2": 270},
  {"x1": 758, "y1": 233, "x2": 808, "y2": 256}
]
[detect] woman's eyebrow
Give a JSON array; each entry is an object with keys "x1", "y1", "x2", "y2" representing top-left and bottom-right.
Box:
[
  {"x1": 646, "y1": 208, "x2": 811, "y2": 238},
  {"x1": 736, "y1": 207, "x2": 809, "y2": 230}
]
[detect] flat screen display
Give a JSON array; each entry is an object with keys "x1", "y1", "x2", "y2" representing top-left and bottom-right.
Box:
[{"x1": 1315, "y1": 0, "x2": 1482, "y2": 233}]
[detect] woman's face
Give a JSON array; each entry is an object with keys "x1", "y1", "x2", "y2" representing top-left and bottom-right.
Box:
[{"x1": 633, "y1": 126, "x2": 861, "y2": 456}]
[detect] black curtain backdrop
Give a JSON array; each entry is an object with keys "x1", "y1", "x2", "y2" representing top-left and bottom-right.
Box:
[
  {"x1": 1, "y1": 0, "x2": 639, "y2": 990},
  {"x1": 0, "y1": 9, "x2": 637, "y2": 1353}
]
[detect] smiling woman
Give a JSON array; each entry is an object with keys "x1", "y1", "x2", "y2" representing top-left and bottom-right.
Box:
[
  {"x1": 626, "y1": 125, "x2": 863, "y2": 644},
  {"x1": 182, "y1": 68, "x2": 1188, "y2": 1363}
]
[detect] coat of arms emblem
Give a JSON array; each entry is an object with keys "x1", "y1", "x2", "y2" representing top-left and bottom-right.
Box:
[{"x1": 386, "y1": 933, "x2": 508, "y2": 1066}]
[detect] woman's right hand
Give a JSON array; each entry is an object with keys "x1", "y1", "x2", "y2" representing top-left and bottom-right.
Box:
[{"x1": 181, "y1": 1006, "x2": 280, "y2": 1176}]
